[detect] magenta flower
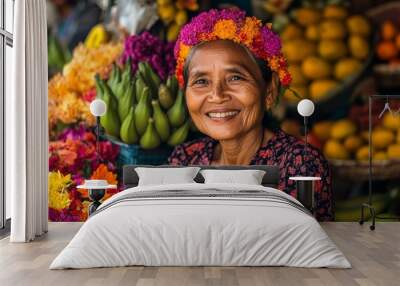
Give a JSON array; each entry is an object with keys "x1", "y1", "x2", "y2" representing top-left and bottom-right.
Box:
[{"x1": 121, "y1": 32, "x2": 176, "y2": 80}]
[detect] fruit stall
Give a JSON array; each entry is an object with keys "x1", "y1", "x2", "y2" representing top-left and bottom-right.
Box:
[{"x1": 47, "y1": 0, "x2": 400, "y2": 222}]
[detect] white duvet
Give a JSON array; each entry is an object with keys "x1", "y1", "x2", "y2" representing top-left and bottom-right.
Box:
[{"x1": 50, "y1": 183, "x2": 351, "y2": 269}]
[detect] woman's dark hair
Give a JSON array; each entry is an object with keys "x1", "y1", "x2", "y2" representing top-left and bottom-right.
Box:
[{"x1": 182, "y1": 41, "x2": 273, "y2": 90}]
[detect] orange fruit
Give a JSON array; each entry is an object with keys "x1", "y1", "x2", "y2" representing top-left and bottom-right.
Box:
[
  {"x1": 376, "y1": 41, "x2": 398, "y2": 61},
  {"x1": 395, "y1": 34, "x2": 400, "y2": 50},
  {"x1": 381, "y1": 20, "x2": 397, "y2": 40}
]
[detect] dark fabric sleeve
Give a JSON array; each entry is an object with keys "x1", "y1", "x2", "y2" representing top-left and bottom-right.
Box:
[
  {"x1": 279, "y1": 142, "x2": 334, "y2": 221},
  {"x1": 167, "y1": 144, "x2": 188, "y2": 166}
]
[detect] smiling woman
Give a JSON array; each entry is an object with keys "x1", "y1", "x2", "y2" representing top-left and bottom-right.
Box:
[{"x1": 168, "y1": 8, "x2": 333, "y2": 221}]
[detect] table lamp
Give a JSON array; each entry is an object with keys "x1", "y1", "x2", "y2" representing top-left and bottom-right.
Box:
[
  {"x1": 90, "y1": 99, "x2": 107, "y2": 164},
  {"x1": 80, "y1": 98, "x2": 115, "y2": 216},
  {"x1": 297, "y1": 99, "x2": 315, "y2": 163},
  {"x1": 289, "y1": 99, "x2": 321, "y2": 213}
]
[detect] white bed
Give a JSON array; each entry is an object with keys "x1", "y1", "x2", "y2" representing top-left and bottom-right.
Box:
[{"x1": 50, "y1": 183, "x2": 351, "y2": 269}]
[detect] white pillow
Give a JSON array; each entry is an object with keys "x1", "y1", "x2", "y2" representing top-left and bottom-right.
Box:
[
  {"x1": 135, "y1": 167, "x2": 201, "y2": 186},
  {"x1": 200, "y1": 169, "x2": 266, "y2": 185}
]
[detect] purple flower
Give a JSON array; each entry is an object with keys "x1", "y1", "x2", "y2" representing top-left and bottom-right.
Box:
[
  {"x1": 260, "y1": 27, "x2": 281, "y2": 56},
  {"x1": 57, "y1": 124, "x2": 88, "y2": 141},
  {"x1": 174, "y1": 8, "x2": 247, "y2": 59},
  {"x1": 121, "y1": 32, "x2": 176, "y2": 81}
]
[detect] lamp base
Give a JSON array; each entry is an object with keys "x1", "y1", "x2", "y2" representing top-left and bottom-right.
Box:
[
  {"x1": 88, "y1": 189, "x2": 105, "y2": 216},
  {"x1": 289, "y1": 176, "x2": 320, "y2": 214},
  {"x1": 359, "y1": 203, "x2": 376, "y2": 231}
]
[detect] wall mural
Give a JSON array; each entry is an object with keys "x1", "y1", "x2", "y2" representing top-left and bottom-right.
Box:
[{"x1": 47, "y1": 0, "x2": 400, "y2": 222}]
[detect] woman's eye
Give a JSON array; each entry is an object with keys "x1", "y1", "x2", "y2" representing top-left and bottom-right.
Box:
[
  {"x1": 193, "y1": 79, "x2": 208, "y2": 85},
  {"x1": 229, "y1": 75, "x2": 243, "y2": 81}
]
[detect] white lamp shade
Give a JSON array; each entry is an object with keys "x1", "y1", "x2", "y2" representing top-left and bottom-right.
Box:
[
  {"x1": 90, "y1": 99, "x2": 107, "y2": 116},
  {"x1": 297, "y1": 99, "x2": 315, "y2": 117}
]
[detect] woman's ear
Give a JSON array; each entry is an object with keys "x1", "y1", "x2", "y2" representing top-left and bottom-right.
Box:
[{"x1": 264, "y1": 73, "x2": 280, "y2": 110}]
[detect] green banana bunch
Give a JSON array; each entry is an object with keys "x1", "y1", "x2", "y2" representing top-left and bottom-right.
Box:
[
  {"x1": 107, "y1": 63, "x2": 117, "y2": 88},
  {"x1": 145, "y1": 62, "x2": 161, "y2": 94},
  {"x1": 118, "y1": 81, "x2": 136, "y2": 122},
  {"x1": 135, "y1": 74, "x2": 146, "y2": 103},
  {"x1": 120, "y1": 107, "x2": 138, "y2": 144},
  {"x1": 134, "y1": 86, "x2": 152, "y2": 135},
  {"x1": 96, "y1": 75, "x2": 118, "y2": 110},
  {"x1": 168, "y1": 120, "x2": 190, "y2": 146},
  {"x1": 107, "y1": 63, "x2": 121, "y2": 97},
  {"x1": 167, "y1": 89, "x2": 187, "y2": 127},
  {"x1": 151, "y1": 100, "x2": 170, "y2": 142},
  {"x1": 138, "y1": 62, "x2": 160, "y2": 99},
  {"x1": 158, "y1": 84, "x2": 175, "y2": 110},
  {"x1": 166, "y1": 75, "x2": 179, "y2": 97},
  {"x1": 95, "y1": 74, "x2": 104, "y2": 100},
  {"x1": 140, "y1": 118, "x2": 161, "y2": 149},
  {"x1": 100, "y1": 88, "x2": 121, "y2": 138},
  {"x1": 114, "y1": 68, "x2": 131, "y2": 100},
  {"x1": 121, "y1": 58, "x2": 132, "y2": 83}
]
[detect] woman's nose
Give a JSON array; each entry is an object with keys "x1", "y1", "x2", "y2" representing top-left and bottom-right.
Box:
[{"x1": 208, "y1": 81, "x2": 230, "y2": 103}]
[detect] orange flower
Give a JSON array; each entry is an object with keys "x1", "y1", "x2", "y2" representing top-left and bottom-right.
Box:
[
  {"x1": 213, "y1": 19, "x2": 237, "y2": 40},
  {"x1": 179, "y1": 43, "x2": 191, "y2": 59},
  {"x1": 91, "y1": 164, "x2": 118, "y2": 185},
  {"x1": 238, "y1": 17, "x2": 262, "y2": 46},
  {"x1": 57, "y1": 149, "x2": 77, "y2": 166}
]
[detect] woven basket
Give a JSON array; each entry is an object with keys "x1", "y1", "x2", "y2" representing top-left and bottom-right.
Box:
[
  {"x1": 102, "y1": 135, "x2": 173, "y2": 167},
  {"x1": 330, "y1": 159, "x2": 400, "y2": 181}
]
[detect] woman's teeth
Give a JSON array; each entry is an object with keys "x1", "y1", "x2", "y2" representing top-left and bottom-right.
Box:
[{"x1": 207, "y1": 111, "x2": 239, "y2": 118}]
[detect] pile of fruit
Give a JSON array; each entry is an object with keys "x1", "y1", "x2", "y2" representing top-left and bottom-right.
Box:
[
  {"x1": 312, "y1": 113, "x2": 400, "y2": 162},
  {"x1": 157, "y1": 0, "x2": 199, "y2": 41},
  {"x1": 280, "y1": 4, "x2": 371, "y2": 103},
  {"x1": 375, "y1": 20, "x2": 400, "y2": 65},
  {"x1": 96, "y1": 60, "x2": 191, "y2": 149}
]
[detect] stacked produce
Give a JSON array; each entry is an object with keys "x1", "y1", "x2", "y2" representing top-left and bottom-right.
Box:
[
  {"x1": 312, "y1": 113, "x2": 400, "y2": 161},
  {"x1": 48, "y1": 42, "x2": 123, "y2": 132},
  {"x1": 157, "y1": 0, "x2": 199, "y2": 41},
  {"x1": 375, "y1": 20, "x2": 400, "y2": 65},
  {"x1": 96, "y1": 60, "x2": 190, "y2": 149},
  {"x1": 280, "y1": 4, "x2": 371, "y2": 103}
]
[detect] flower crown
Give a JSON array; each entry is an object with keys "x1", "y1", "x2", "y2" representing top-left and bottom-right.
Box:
[{"x1": 174, "y1": 8, "x2": 292, "y2": 89}]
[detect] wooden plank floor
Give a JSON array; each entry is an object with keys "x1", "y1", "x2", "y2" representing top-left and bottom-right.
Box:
[{"x1": 0, "y1": 222, "x2": 399, "y2": 286}]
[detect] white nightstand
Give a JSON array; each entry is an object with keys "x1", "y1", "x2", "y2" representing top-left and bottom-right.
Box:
[
  {"x1": 77, "y1": 180, "x2": 117, "y2": 216},
  {"x1": 289, "y1": 176, "x2": 321, "y2": 213}
]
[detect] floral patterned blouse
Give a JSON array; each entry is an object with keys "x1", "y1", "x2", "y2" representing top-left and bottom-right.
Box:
[{"x1": 168, "y1": 128, "x2": 333, "y2": 221}]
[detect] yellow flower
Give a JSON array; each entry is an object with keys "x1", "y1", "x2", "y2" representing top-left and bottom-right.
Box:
[
  {"x1": 48, "y1": 171, "x2": 72, "y2": 211},
  {"x1": 63, "y1": 42, "x2": 123, "y2": 94},
  {"x1": 47, "y1": 42, "x2": 121, "y2": 127},
  {"x1": 57, "y1": 93, "x2": 82, "y2": 124},
  {"x1": 213, "y1": 19, "x2": 237, "y2": 40}
]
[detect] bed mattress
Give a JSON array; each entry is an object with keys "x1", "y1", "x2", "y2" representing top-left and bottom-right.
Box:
[{"x1": 50, "y1": 183, "x2": 351, "y2": 269}]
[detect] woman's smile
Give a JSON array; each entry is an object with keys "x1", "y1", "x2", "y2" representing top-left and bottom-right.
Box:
[{"x1": 205, "y1": 109, "x2": 240, "y2": 121}]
